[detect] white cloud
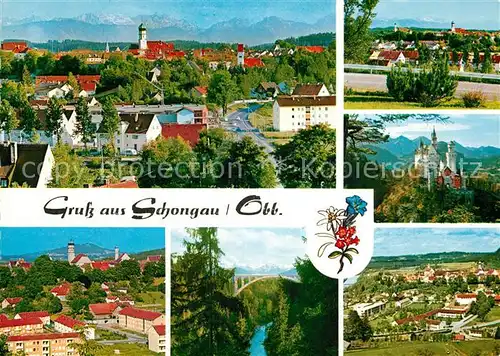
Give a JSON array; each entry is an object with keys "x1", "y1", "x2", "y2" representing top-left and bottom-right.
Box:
[{"x1": 385, "y1": 122, "x2": 470, "y2": 138}]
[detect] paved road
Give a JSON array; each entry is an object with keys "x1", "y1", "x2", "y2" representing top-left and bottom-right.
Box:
[{"x1": 345, "y1": 73, "x2": 500, "y2": 101}]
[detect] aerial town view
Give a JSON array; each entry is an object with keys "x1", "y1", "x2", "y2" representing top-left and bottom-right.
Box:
[
  {"x1": 344, "y1": 114, "x2": 500, "y2": 223},
  {"x1": 0, "y1": 227, "x2": 166, "y2": 355},
  {"x1": 0, "y1": 0, "x2": 336, "y2": 189},
  {"x1": 171, "y1": 227, "x2": 339, "y2": 355},
  {"x1": 344, "y1": 0, "x2": 500, "y2": 108},
  {"x1": 344, "y1": 227, "x2": 500, "y2": 355}
]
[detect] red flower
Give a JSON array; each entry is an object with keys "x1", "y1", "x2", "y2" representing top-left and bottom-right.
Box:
[
  {"x1": 336, "y1": 226, "x2": 348, "y2": 239},
  {"x1": 335, "y1": 240, "x2": 346, "y2": 249}
]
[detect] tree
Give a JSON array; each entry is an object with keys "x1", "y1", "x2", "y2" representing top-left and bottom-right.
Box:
[
  {"x1": 19, "y1": 102, "x2": 40, "y2": 142},
  {"x1": 45, "y1": 97, "x2": 64, "y2": 143},
  {"x1": 344, "y1": 0, "x2": 380, "y2": 63},
  {"x1": 219, "y1": 136, "x2": 277, "y2": 188},
  {"x1": 0, "y1": 334, "x2": 9, "y2": 355},
  {"x1": 207, "y1": 70, "x2": 239, "y2": 115},
  {"x1": 99, "y1": 99, "x2": 120, "y2": 154},
  {"x1": 495, "y1": 326, "x2": 500, "y2": 339},
  {"x1": 0, "y1": 267, "x2": 12, "y2": 288},
  {"x1": 22, "y1": 65, "x2": 32, "y2": 86},
  {"x1": 345, "y1": 310, "x2": 373, "y2": 341},
  {"x1": 67, "y1": 72, "x2": 80, "y2": 98},
  {"x1": 171, "y1": 228, "x2": 250, "y2": 355},
  {"x1": 67, "y1": 282, "x2": 89, "y2": 316},
  {"x1": 70, "y1": 331, "x2": 103, "y2": 356},
  {"x1": 86, "y1": 283, "x2": 106, "y2": 304},
  {"x1": 274, "y1": 124, "x2": 336, "y2": 188},
  {"x1": 0, "y1": 100, "x2": 19, "y2": 141},
  {"x1": 49, "y1": 143, "x2": 94, "y2": 188},
  {"x1": 74, "y1": 97, "x2": 94, "y2": 149},
  {"x1": 481, "y1": 49, "x2": 494, "y2": 74}
]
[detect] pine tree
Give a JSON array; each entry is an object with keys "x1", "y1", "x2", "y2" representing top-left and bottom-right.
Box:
[
  {"x1": 22, "y1": 65, "x2": 32, "y2": 85},
  {"x1": 67, "y1": 72, "x2": 80, "y2": 98},
  {"x1": 45, "y1": 96, "x2": 64, "y2": 143},
  {"x1": 0, "y1": 100, "x2": 19, "y2": 141},
  {"x1": 481, "y1": 49, "x2": 494, "y2": 74},
  {"x1": 74, "y1": 97, "x2": 94, "y2": 149}
]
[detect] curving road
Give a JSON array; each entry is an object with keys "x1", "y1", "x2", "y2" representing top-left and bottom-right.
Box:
[{"x1": 345, "y1": 73, "x2": 500, "y2": 101}]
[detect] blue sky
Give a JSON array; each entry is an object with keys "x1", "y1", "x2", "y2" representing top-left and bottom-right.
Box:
[
  {"x1": 375, "y1": 0, "x2": 499, "y2": 29},
  {"x1": 0, "y1": 227, "x2": 165, "y2": 256},
  {"x1": 1, "y1": 0, "x2": 334, "y2": 27},
  {"x1": 374, "y1": 227, "x2": 499, "y2": 256},
  {"x1": 172, "y1": 228, "x2": 305, "y2": 269},
  {"x1": 361, "y1": 114, "x2": 500, "y2": 148}
]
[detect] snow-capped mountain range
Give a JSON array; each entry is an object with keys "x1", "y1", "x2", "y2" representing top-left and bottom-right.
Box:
[
  {"x1": 0, "y1": 13, "x2": 335, "y2": 45},
  {"x1": 230, "y1": 264, "x2": 297, "y2": 276}
]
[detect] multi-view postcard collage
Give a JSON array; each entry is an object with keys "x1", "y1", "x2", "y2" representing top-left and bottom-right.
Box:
[{"x1": 0, "y1": 0, "x2": 498, "y2": 355}]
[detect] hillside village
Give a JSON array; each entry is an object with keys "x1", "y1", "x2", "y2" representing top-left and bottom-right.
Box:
[
  {"x1": 0, "y1": 24, "x2": 336, "y2": 189},
  {"x1": 0, "y1": 241, "x2": 166, "y2": 355},
  {"x1": 345, "y1": 260, "x2": 500, "y2": 353}
]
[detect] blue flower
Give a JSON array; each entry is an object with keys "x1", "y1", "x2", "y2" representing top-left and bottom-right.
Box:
[{"x1": 346, "y1": 195, "x2": 368, "y2": 216}]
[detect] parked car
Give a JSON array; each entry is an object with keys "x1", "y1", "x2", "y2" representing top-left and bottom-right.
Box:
[{"x1": 124, "y1": 148, "x2": 138, "y2": 156}]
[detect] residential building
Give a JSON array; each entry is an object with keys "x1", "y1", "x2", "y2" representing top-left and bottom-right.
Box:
[
  {"x1": 0, "y1": 318, "x2": 44, "y2": 336},
  {"x1": 256, "y1": 82, "x2": 281, "y2": 98},
  {"x1": 273, "y1": 96, "x2": 336, "y2": 132},
  {"x1": 436, "y1": 307, "x2": 468, "y2": 319},
  {"x1": 395, "y1": 298, "x2": 411, "y2": 308},
  {"x1": 353, "y1": 301, "x2": 386, "y2": 317},
  {"x1": 426, "y1": 319, "x2": 447, "y2": 331},
  {"x1": 118, "y1": 307, "x2": 164, "y2": 333},
  {"x1": 14, "y1": 312, "x2": 50, "y2": 325},
  {"x1": 54, "y1": 315, "x2": 95, "y2": 340},
  {"x1": 292, "y1": 84, "x2": 330, "y2": 97},
  {"x1": 96, "y1": 113, "x2": 162, "y2": 154},
  {"x1": 148, "y1": 324, "x2": 166, "y2": 353},
  {"x1": 191, "y1": 86, "x2": 208, "y2": 98},
  {"x1": 455, "y1": 293, "x2": 477, "y2": 305},
  {"x1": 50, "y1": 282, "x2": 72, "y2": 301},
  {"x1": 161, "y1": 123, "x2": 207, "y2": 147},
  {"x1": 0, "y1": 142, "x2": 54, "y2": 188},
  {"x1": 2, "y1": 297, "x2": 23, "y2": 309},
  {"x1": 156, "y1": 105, "x2": 208, "y2": 125},
  {"x1": 7, "y1": 332, "x2": 81, "y2": 355},
  {"x1": 89, "y1": 303, "x2": 121, "y2": 323}
]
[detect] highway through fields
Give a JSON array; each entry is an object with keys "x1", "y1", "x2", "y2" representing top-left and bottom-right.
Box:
[{"x1": 344, "y1": 72, "x2": 500, "y2": 101}]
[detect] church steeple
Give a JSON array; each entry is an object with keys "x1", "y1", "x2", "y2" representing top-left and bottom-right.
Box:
[{"x1": 105, "y1": 42, "x2": 110, "y2": 53}]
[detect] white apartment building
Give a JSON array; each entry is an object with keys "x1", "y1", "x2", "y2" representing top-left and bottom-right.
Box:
[{"x1": 273, "y1": 96, "x2": 336, "y2": 132}]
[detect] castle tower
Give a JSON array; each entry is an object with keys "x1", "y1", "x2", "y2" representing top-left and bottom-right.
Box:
[
  {"x1": 68, "y1": 241, "x2": 75, "y2": 263},
  {"x1": 139, "y1": 23, "x2": 148, "y2": 50},
  {"x1": 114, "y1": 246, "x2": 119, "y2": 261},
  {"x1": 446, "y1": 141, "x2": 457, "y2": 173},
  {"x1": 451, "y1": 21, "x2": 456, "y2": 33},
  {"x1": 431, "y1": 127, "x2": 438, "y2": 150},
  {"x1": 237, "y1": 44, "x2": 245, "y2": 67}
]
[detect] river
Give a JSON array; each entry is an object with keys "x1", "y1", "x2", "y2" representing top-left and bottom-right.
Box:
[{"x1": 249, "y1": 323, "x2": 271, "y2": 356}]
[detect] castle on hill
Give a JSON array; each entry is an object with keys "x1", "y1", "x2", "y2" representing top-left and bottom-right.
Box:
[{"x1": 414, "y1": 128, "x2": 465, "y2": 190}]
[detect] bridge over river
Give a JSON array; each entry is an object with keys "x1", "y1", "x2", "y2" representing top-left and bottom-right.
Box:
[{"x1": 232, "y1": 274, "x2": 300, "y2": 296}]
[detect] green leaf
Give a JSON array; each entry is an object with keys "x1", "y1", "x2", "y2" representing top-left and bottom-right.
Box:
[
  {"x1": 315, "y1": 232, "x2": 335, "y2": 240},
  {"x1": 344, "y1": 253, "x2": 353, "y2": 264},
  {"x1": 328, "y1": 251, "x2": 342, "y2": 259},
  {"x1": 345, "y1": 248, "x2": 359, "y2": 254},
  {"x1": 317, "y1": 242, "x2": 333, "y2": 257}
]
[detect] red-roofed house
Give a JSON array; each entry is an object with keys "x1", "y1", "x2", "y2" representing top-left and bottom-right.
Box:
[
  {"x1": 0, "y1": 314, "x2": 8, "y2": 322},
  {"x1": 161, "y1": 123, "x2": 207, "y2": 147},
  {"x1": 244, "y1": 58, "x2": 265, "y2": 68},
  {"x1": 148, "y1": 324, "x2": 166, "y2": 353},
  {"x1": 455, "y1": 293, "x2": 477, "y2": 305},
  {"x1": 454, "y1": 334, "x2": 465, "y2": 341},
  {"x1": 2, "y1": 297, "x2": 23, "y2": 309},
  {"x1": 425, "y1": 319, "x2": 446, "y2": 331},
  {"x1": 54, "y1": 315, "x2": 95, "y2": 340},
  {"x1": 191, "y1": 86, "x2": 208, "y2": 98},
  {"x1": 71, "y1": 253, "x2": 92, "y2": 267},
  {"x1": 106, "y1": 296, "x2": 119, "y2": 303},
  {"x1": 8, "y1": 259, "x2": 32, "y2": 271},
  {"x1": 0, "y1": 317, "x2": 44, "y2": 335},
  {"x1": 91, "y1": 261, "x2": 112, "y2": 271},
  {"x1": 50, "y1": 282, "x2": 71, "y2": 301},
  {"x1": 6, "y1": 333, "x2": 82, "y2": 354},
  {"x1": 119, "y1": 307, "x2": 165, "y2": 333},
  {"x1": 89, "y1": 303, "x2": 121, "y2": 322},
  {"x1": 495, "y1": 295, "x2": 500, "y2": 306},
  {"x1": 436, "y1": 307, "x2": 468, "y2": 319},
  {"x1": 1, "y1": 41, "x2": 30, "y2": 58},
  {"x1": 297, "y1": 46, "x2": 325, "y2": 53},
  {"x1": 97, "y1": 180, "x2": 139, "y2": 188},
  {"x1": 15, "y1": 311, "x2": 50, "y2": 325}
]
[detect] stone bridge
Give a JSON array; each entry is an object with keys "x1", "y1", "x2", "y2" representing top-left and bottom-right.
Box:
[{"x1": 232, "y1": 274, "x2": 300, "y2": 296}]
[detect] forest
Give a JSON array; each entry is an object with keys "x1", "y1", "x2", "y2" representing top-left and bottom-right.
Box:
[
  {"x1": 343, "y1": 114, "x2": 500, "y2": 223},
  {"x1": 170, "y1": 228, "x2": 339, "y2": 356}
]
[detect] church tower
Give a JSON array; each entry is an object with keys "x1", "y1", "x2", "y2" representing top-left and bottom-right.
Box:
[
  {"x1": 451, "y1": 21, "x2": 456, "y2": 33},
  {"x1": 446, "y1": 141, "x2": 457, "y2": 173},
  {"x1": 105, "y1": 42, "x2": 110, "y2": 53},
  {"x1": 68, "y1": 241, "x2": 75, "y2": 263},
  {"x1": 394, "y1": 23, "x2": 398, "y2": 32},
  {"x1": 139, "y1": 23, "x2": 148, "y2": 50},
  {"x1": 115, "y1": 246, "x2": 119, "y2": 261},
  {"x1": 237, "y1": 44, "x2": 245, "y2": 66}
]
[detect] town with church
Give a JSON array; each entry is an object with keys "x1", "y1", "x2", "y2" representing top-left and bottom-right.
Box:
[{"x1": 0, "y1": 239, "x2": 166, "y2": 355}]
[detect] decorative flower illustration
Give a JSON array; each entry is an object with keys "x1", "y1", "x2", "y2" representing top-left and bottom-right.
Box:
[
  {"x1": 317, "y1": 207, "x2": 347, "y2": 232},
  {"x1": 316, "y1": 196, "x2": 368, "y2": 274}
]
